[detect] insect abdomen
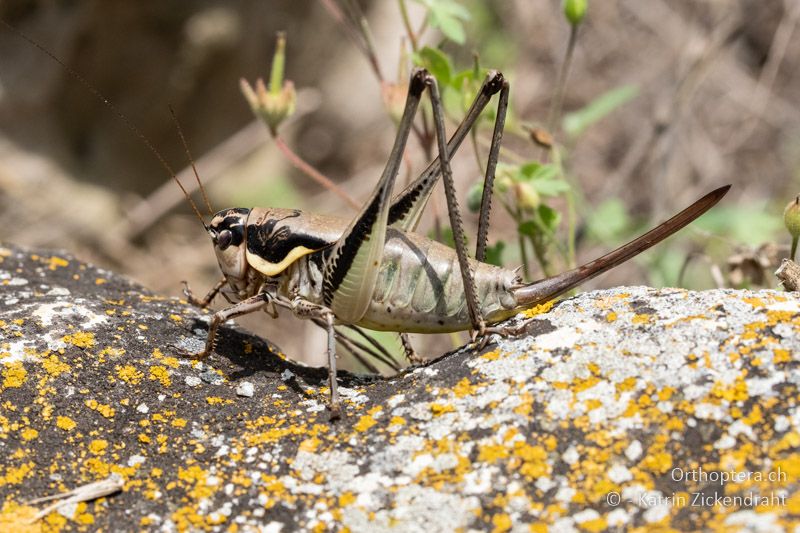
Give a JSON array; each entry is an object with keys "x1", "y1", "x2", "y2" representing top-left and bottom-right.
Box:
[{"x1": 360, "y1": 228, "x2": 520, "y2": 333}]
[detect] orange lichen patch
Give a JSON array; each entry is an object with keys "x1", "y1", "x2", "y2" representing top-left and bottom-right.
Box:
[
  {"x1": 116, "y1": 365, "x2": 144, "y2": 385},
  {"x1": 95, "y1": 278, "x2": 107, "y2": 285},
  {"x1": 521, "y1": 300, "x2": 555, "y2": 319},
  {"x1": 73, "y1": 502, "x2": 95, "y2": 525},
  {"x1": 45, "y1": 255, "x2": 69, "y2": 270},
  {"x1": 430, "y1": 403, "x2": 455, "y2": 416},
  {"x1": 642, "y1": 451, "x2": 673, "y2": 474},
  {"x1": 169, "y1": 314, "x2": 183, "y2": 322},
  {"x1": 239, "y1": 418, "x2": 331, "y2": 448},
  {"x1": 20, "y1": 428, "x2": 38, "y2": 441},
  {"x1": 42, "y1": 353, "x2": 70, "y2": 377},
  {"x1": 0, "y1": 501, "x2": 39, "y2": 532},
  {"x1": 62, "y1": 332, "x2": 96, "y2": 349},
  {"x1": 773, "y1": 349, "x2": 792, "y2": 364},
  {"x1": 710, "y1": 377, "x2": 749, "y2": 402},
  {"x1": 481, "y1": 350, "x2": 502, "y2": 361},
  {"x1": 206, "y1": 397, "x2": 233, "y2": 405},
  {"x1": 1, "y1": 362, "x2": 27, "y2": 389},
  {"x1": 491, "y1": 512, "x2": 512, "y2": 532},
  {"x1": 148, "y1": 366, "x2": 171, "y2": 387},
  {"x1": 478, "y1": 444, "x2": 509, "y2": 464},
  {"x1": 453, "y1": 378, "x2": 479, "y2": 398},
  {"x1": 354, "y1": 415, "x2": 377, "y2": 433},
  {"x1": 571, "y1": 376, "x2": 600, "y2": 393},
  {"x1": 665, "y1": 418, "x2": 684, "y2": 431},
  {"x1": 740, "y1": 321, "x2": 767, "y2": 341},
  {"x1": 299, "y1": 437, "x2": 322, "y2": 453},
  {"x1": 774, "y1": 454, "x2": 800, "y2": 482},
  {"x1": 56, "y1": 416, "x2": 77, "y2": 431},
  {"x1": 658, "y1": 387, "x2": 675, "y2": 401},
  {"x1": 511, "y1": 442, "x2": 549, "y2": 479},
  {"x1": 388, "y1": 416, "x2": 406, "y2": 427},
  {"x1": 631, "y1": 314, "x2": 653, "y2": 325},
  {"x1": 98, "y1": 347, "x2": 126, "y2": 358},
  {"x1": 742, "y1": 404, "x2": 763, "y2": 426},
  {"x1": 605, "y1": 311, "x2": 617, "y2": 322},
  {"x1": 742, "y1": 296, "x2": 766, "y2": 307},
  {"x1": 89, "y1": 439, "x2": 109, "y2": 455},
  {"x1": 177, "y1": 465, "x2": 216, "y2": 500},
  {"x1": 584, "y1": 399, "x2": 602, "y2": 412},
  {"x1": 171, "y1": 503, "x2": 225, "y2": 529},
  {"x1": 772, "y1": 432, "x2": 800, "y2": 456},
  {"x1": 413, "y1": 442, "x2": 472, "y2": 489},
  {"x1": 338, "y1": 492, "x2": 356, "y2": 507},
  {"x1": 615, "y1": 377, "x2": 638, "y2": 393},
  {"x1": 580, "y1": 517, "x2": 608, "y2": 532},
  {"x1": 85, "y1": 399, "x2": 116, "y2": 419},
  {"x1": 514, "y1": 392, "x2": 534, "y2": 417},
  {"x1": 0, "y1": 462, "x2": 34, "y2": 486},
  {"x1": 765, "y1": 309, "x2": 800, "y2": 327}
]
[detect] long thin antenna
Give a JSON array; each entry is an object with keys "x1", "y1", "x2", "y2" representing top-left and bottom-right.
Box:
[
  {"x1": 0, "y1": 18, "x2": 209, "y2": 227},
  {"x1": 168, "y1": 106, "x2": 214, "y2": 215}
]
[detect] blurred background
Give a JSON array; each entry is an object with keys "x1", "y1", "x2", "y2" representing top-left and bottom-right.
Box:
[{"x1": 1, "y1": 0, "x2": 799, "y2": 370}]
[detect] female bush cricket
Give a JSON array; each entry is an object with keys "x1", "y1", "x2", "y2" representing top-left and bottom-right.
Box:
[
  {"x1": 182, "y1": 68, "x2": 729, "y2": 418},
  {"x1": 4, "y1": 21, "x2": 728, "y2": 419}
]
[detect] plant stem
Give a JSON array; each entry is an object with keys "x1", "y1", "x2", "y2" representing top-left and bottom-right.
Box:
[
  {"x1": 515, "y1": 208, "x2": 530, "y2": 278},
  {"x1": 543, "y1": 23, "x2": 579, "y2": 158},
  {"x1": 274, "y1": 136, "x2": 360, "y2": 210},
  {"x1": 398, "y1": 0, "x2": 419, "y2": 51},
  {"x1": 528, "y1": 221, "x2": 553, "y2": 278},
  {"x1": 550, "y1": 146, "x2": 577, "y2": 268},
  {"x1": 792, "y1": 235, "x2": 798, "y2": 261}
]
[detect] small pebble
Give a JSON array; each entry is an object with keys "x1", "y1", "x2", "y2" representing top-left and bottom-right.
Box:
[
  {"x1": 236, "y1": 381, "x2": 255, "y2": 397},
  {"x1": 201, "y1": 370, "x2": 224, "y2": 385}
]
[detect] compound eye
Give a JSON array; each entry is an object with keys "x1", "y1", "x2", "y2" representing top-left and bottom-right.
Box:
[{"x1": 216, "y1": 229, "x2": 233, "y2": 250}]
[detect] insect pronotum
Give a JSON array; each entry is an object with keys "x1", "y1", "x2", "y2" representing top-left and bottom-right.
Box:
[{"x1": 5, "y1": 21, "x2": 729, "y2": 420}]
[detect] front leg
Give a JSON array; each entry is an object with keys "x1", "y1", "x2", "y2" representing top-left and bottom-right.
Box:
[
  {"x1": 183, "y1": 277, "x2": 227, "y2": 308},
  {"x1": 188, "y1": 293, "x2": 269, "y2": 359},
  {"x1": 289, "y1": 297, "x2": 341, "y2": 420}
]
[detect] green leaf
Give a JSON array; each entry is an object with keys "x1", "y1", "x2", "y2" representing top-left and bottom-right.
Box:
[
  {"x1": 414, "y1": 46, "x2": 453, "y2": 85},
  {"x1": 538, "y1": 204, "x2": 561, "y2": 231},
  {"x1": 467, "y1": 180, "x2": 485, "y2": 213},
  {"x1": 415, "y1": 0, "x2": 471, "y2": 44},
  {"x1": 533, "y1": 179, "x2": 571, "y2": 197},
  {"x1": 518, "y1": 220, "x2": 538, "y2": 238},
  {"x1": 451, "y1": 69, "x2": 477, "y2": 88},
  {"x1": 585, "y1": 198, "x2": 632, "y2": 243},
  {"x1": 563, "y1": 84, "x2": 638, "y2": 138},
  {"x1": 693, "y1": 205, "x2": 784, "y2": 246},
  {"x1": 524, "y1": 163, "x2": 559, "y2": 181},
  {"x1": 517, "y1": 162, "x2": 541, "y2": 179},
  {"x1": 517, "y1": 163, "x2": 569, "y2": 197},
  {"x1": 437, "y1": 14, "x2": 466, "y2": 44},
  {"x1": 484, "y1": 241, "x2": 506, "y2": 267}
]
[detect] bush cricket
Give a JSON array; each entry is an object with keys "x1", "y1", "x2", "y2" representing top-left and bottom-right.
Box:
[
  {"x1": 183, "y1": 69, "x2": 729, "y2": 418},
  {"x1": 4, "y1": 22, "x2": 729, "y2": 419}
]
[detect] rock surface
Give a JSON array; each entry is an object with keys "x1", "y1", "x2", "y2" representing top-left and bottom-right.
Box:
[{"x1": 0, "y1": 243, "x2": 799, "y2": 532}]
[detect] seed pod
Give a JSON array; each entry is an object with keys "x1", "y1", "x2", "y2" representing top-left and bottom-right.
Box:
[
  {"x1": 784, "y1": 195, "x2": 800, "y2": 260},
  {"x1": 563, "y1": 0, "x2": 588, "y2": 26},
  {"x1": 240, "y1": 32, "x2": 296, "y2": 136}
]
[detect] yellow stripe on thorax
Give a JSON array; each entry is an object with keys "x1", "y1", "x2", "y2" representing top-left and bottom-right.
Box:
[{"x1": 246, "y1": 246, "x2": 317, "y2": 277}]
